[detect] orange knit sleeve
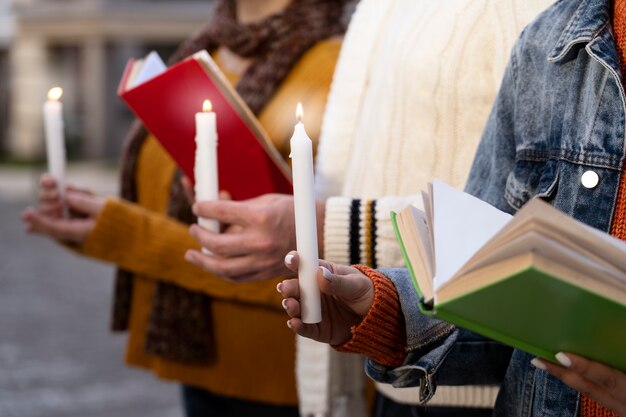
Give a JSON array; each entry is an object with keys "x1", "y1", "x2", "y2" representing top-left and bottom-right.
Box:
[
  {"x1": 335, "y1": 265, "x2": 407, "y2": 368},
  {"x1": 73, "y1": 197, "x2": 286, "y2": 310}
]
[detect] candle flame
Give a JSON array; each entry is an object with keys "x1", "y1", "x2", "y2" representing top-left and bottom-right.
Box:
[
  {"x1": 48, "y1": 87, "x2": 63, "y2": 101},
  {"x1": 296, "y1": 102, "x2": 303, "y2": 123},
  {"x1": 203, "y1": 99, "x2": 212, "y2": 113}
]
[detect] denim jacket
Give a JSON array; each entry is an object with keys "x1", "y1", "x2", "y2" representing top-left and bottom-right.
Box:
[{"x1": 366, "y1": 0, "x2": 625, "y2": 415}]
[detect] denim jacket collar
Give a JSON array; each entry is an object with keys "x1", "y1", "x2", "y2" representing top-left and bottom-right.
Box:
[{"x1": 548, "y1": 0, "x2": 611, "y2": 63}]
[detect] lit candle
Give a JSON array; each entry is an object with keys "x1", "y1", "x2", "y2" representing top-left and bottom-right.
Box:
[
  {"x1": 194, "y1": 99, "x2": 219, "y2": 236},
  {"x1": 290, "y1": 103, "x2": 321, "y2": 323},
  {"x1": 43, "y1": 87, "x2": 67, "y2": 215}
]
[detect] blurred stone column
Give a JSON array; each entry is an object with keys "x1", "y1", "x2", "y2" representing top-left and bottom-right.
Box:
[
  {"x1": 8, "y1": 35, "x2": 47, "y2": 159},
  {"x1": 81, "y1": 37, "x2": 107, "y2": 159},
  {"x1": 107, "y1": 41, "x2": 142, "y2": 155}
]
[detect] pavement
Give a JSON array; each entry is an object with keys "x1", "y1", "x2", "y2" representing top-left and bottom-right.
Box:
[{"x1": 0, "y1": 162, "x2": 182, "y2": 417}]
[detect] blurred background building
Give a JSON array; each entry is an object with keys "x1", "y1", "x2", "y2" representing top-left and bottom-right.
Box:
[
  {"x1": 3, "y1": 0, "x2": 212, "y2": 161},
  {"x1": 0, "y1": 0, "x2": 15, "y2": 157},
  {"x1": 0, "y1": 2, "x2": 213, "y2": 416}
]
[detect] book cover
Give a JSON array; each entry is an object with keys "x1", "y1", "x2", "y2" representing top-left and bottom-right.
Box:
[
  {"x1": 391, "y1": 181, "x2": 626, "y2": 372},
  {"x1": 118, "y1": 51, "x2": 293, "y2": 201}
]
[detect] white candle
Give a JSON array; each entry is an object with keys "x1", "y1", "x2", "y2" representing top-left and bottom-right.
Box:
[
  {"x1": 194, "y1": 99, "x2": 220, "y2": 236},
  {"x1": 290, "y1": 103, "x2": 321, "y2": 324},
  {"x1": 43, "y1": 87, "x2": 67, "y2": 215}
]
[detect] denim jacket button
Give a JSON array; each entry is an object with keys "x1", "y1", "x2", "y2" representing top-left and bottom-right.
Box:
[{"x1": 581, "y1": 170, "x2": 599, "y2": 189}]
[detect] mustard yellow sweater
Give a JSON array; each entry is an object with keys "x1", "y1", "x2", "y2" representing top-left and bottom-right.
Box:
[{"x1": 75, "y1": 39, "x2": 341, "y2": 405}]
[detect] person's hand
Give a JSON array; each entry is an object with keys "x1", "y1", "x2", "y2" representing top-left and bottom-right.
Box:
[
  {"x1": 532, "y1": 353, "x2": 626, "y2": 415},
  {"x1": 180, "y1": 176, "x2": 234, "y2": 218},
  {"x1": 34, "y1": 173, "x2": 67, "y2": 218},
  {"x1": 185, "y1": 193, "x2": 324, "y2": 282},
  {"x1": 278, "y1": 251, "x2": 374, "y2": 346},
  {"x1": 21, "y1": 174, "x2": 104, "y2": 244}
]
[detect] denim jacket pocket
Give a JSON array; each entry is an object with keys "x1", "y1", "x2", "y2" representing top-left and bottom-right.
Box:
[{"x1": 505, "y1": 151, "x2": 560, "y2": 211}]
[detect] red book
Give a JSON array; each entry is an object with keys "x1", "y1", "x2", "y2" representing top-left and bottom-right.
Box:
[{"x1": 118, "y1": 50, "x2": 293, "y2": 200}]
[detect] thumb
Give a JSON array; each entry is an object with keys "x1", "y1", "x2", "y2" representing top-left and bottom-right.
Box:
[
  {"x1": 66, "y1": 192, "x2": 102, "y2": 216},
  {"x1": 317, "y1": 260, "x2": 375, "y2": 317},
  {"x1": 317, "y1": 262, "x2": 369, "y2": 300}
]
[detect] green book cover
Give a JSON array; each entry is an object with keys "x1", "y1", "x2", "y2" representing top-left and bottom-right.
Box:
[{"x1": 435, "y1": 262, "x2": 626, "y2": 372}]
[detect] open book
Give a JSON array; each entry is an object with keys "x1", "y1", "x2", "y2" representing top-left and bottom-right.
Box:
[
  {"x1": 118, "y1": 50, "x2": 292, "y2": 200},
  {"x1": 391, "y1": 179, "x2": 626, "y2": 371}
]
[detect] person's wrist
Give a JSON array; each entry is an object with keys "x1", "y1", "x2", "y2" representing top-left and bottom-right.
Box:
[{"x1": 335, "y1": 265, "x2": 407, "y2": 367}]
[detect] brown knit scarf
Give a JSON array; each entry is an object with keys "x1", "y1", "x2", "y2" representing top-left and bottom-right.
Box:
[{"x1": 113, "y1": 0, "x2": 353, "y2": 364}]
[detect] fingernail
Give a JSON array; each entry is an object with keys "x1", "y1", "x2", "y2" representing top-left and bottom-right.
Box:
[
  {"x1": 184, "y1": 251, "x2": 196, "y2": 263},
  {"x1": 276, "y1": 282, "x2": 283, "y2": 293},
  {"x1": 281, "y1": 299, "x2": 288, "y2": 310},
  {"x1": 192, "y1": 203, "x2": 198, "y2": 215},
  {"x1": 284, "y1": 254, "x2": 294, "y2": 266},
  {"x1": 188, "y1": 225, "x2": 196, "y2": 237},
  {"x1": 320, "y1": 266, "x2": 332, "y2": 281},
  {"x1": 530, "y1": 358, "x2": 546, "y2": 370},
  {"x1": 555, "y1": 352, "x2": 572, "y2": 368},
  {"x1": 286, "y1": 320, "x2": 293, "y2": 329}
]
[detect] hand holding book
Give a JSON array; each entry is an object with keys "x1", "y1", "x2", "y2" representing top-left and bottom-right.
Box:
[{"x1": 532, "y1": 352, "x2": 626, "y2": 415}]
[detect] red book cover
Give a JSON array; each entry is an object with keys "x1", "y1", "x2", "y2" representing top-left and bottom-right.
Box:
[{"x1": 118, "y1": 51, "x2": 293, "y2": 200}]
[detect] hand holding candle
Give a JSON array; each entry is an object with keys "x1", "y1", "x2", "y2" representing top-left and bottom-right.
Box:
[
  {"x1": 43, "y1": 87, "x2": 67, "y2": 215},
  {"x1": 194, "y1": 99, "x2": 220, "y2": 236},
  {"x1": 290, "y1": 103, "x2": 321, "y2": 324}
]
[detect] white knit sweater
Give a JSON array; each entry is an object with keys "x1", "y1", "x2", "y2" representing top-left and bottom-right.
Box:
[{"x1": 296, "y1": 0, "x2": 555, "y2": 416}]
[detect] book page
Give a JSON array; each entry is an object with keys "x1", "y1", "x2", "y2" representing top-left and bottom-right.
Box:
[
  {"x1": 491, "y1": 199, "x2": 626, "y2": 276},
  {"x1": 431, "y1": 179, "x2": 511, "y2": 291},
  {"x1": 437, "y1": 250, "x2": 626, "y2": 306},
  {"x1": 445, "y1": 197, "x2": 626, "y2": 301},
  {"x1": 452, "y1": 230, "x2": 626, "y2": 292},
  {"x1": 397, "y1": 204, "x2": 435, "y2": 301},
  {"x1": 124, "y1": 58, "x2": 143, "y2": 91},
  {"x1": 526, "y1": 200, "x2": 626, "y2": 275},
  {"x1": 128, "y1": 51, "x2": 167, "y2": 89}
]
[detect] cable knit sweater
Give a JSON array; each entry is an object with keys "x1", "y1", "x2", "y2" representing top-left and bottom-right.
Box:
[{"x1": 296, "y1": 0, "x2": 555, "y2": 415}]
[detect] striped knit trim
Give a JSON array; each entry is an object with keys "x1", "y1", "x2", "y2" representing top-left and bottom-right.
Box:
[
  {"x1": 326, "y1": 197, "x2": 381, "y2": 267},
  {"x1": 335, "y1": 265, "x2": 407, "y2": 368},
  {"x1": 350, "y1": 199, "x2": 362, "y2": 264},
  {"x1": 376, "y1": 383, "x2": 500, "y2": 408},
  {"x1": 362, "y1": 200, "x2": 373, "y2": 268},
  {"x1": 370, "y1": 200, "x2": 378, "y2": 268}
]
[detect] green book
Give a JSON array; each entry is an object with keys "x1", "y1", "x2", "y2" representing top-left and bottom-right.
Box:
[{"x1": 391, "y1": 180, "x2": 626, "y2": 372}]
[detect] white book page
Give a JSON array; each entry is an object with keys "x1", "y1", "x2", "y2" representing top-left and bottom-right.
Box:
[
  {"x1": 432, "y1": 179, "x2": 512, "y2": 291},
  {"x1": 535, "y1": 204, "x2": 626, "y2": 275},
  {"x1": 129, "y1": 51, "x2": 167, "y2": 89}
]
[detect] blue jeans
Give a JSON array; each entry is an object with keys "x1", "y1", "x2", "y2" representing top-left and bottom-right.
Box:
[
  {"x1": 182, "y1": 385, "x2": 299, "y2": 417},
  {"x1": 374, "y1": 392, "x2": 493, "y2": 417}
]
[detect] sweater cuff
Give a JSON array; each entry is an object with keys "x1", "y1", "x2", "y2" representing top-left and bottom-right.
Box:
[
  {"x1": 335, "y1": 265, "x2": 407, "y2": 368},
  {"x1": 324, "y1": 197, "x2": 379, "y2": 267}
]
